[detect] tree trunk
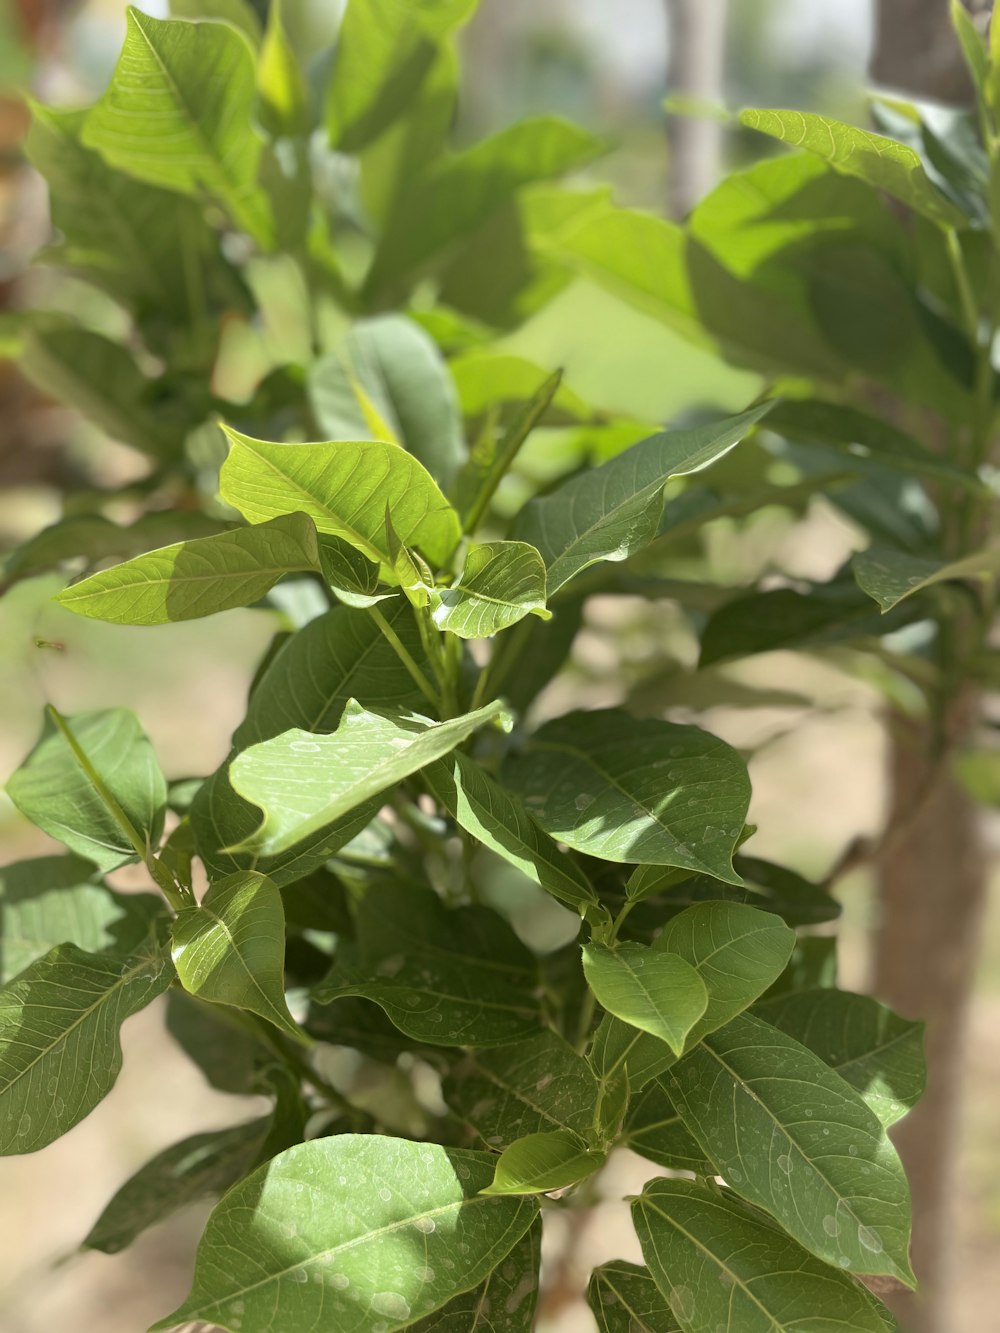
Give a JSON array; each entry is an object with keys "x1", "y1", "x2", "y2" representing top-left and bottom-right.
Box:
[
  {"x1": 871, "y1": 0, "x2": 986, "y2": 104},
  {"x1": 665, "y1": 0, "x2": 727, "y2": 218},
  {"x1": 872, "y1": 699, "x2": 988, "y2": 1331}
]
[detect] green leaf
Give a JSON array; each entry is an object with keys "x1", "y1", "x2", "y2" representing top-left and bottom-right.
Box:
[
  {"x1": 503, "y1": 710, "x2": 751, "y2": 882},
  {"x1": 430, "y1": 540, "x2": 551, "y2": 637},
  {"x1": 0, "y1": 935, "x2": 172, "y2": 1154},
  {"x1": 326, "y1": 0, "x2": 475, "y2": 152},
  {"x1": 7, "y1": 709, "x2": 167, "y2": 873},
  {"x1": 54, "y1": 513, "x2": 321, "y2": 625},
  {"x1": 152, "y1": 1135, "x2": 538, "y2": 1332},
  {"x1": 166, "y1": 990, "x2": 271, "y2": 1094},
  {"x1": 653, "y1": 902, "x2": 795, "y2": 1053},
  {"x1": 853, "y1": 545, "x2": 1000, "y2": 611},
  {"x1": 319, "y1": 537, "x2": 393, "y2": 608},
  {"x1": 951, "y1": 0, "x2": 989, "y2": 98},
  {"x1": 367, "y1": 117, "x2": 605, "y2": 296},
  {"x1": 171, "y1": 0, "x2": 262, "y2": 45},
  {"x1": 256, "y1": 0, "x2": 308, "y2": 138},
  {"x1": 582, "y1": 943, "x2": 708, "y2": 1058},
  {"x1": 589, "y1": 1012, "x2": 676, "y2": 1095},
  {"x1": 449, "y1": 352, "x2": 589, "y2": 421},
  {"x1": 228, "y1": 699, "x2": 508, "y2": 856},
  {"x1": 588, "y1": 1261, "x2": 682, "y2": 1333},
  {"x1": 443, "y1": 1031, "x2": 601, "y2": 1149},
  {"x1": 623, "y1": 1079, "x2": 712, "y2": 1174},
  {"x1": 409, "y1": 1219, "x2": 540, "y2": 1331},
  {"x1": 423, "y1": 753, "x2": 598, "y2": 909},
  {"x1": 755, "y1": 989, "x2": 925, "y2": 1128},
  {"x1": 308, "y1": 316, "x2": 466, "y2": 487},
  {"x1": 315, "y1": 885, "x2": 542, "y2": 1048},
  {"x1": 667, "y1": 1011, "x2": 915, "y2": 1284},
  {"x1": 482, "y1": 1129, "x2": 604, "y2": 1196},
  {"x1": 0, "y1": 854, "x2": 161, "y2": 985},
  {"x1": 19, "y1": 326, "x2": 186, "y2": 460},
  {"x1": 513, "y1": 405, "x2": 772, "y2": 595},
  {"x1": 171, "y1": 871, "x2": 301, "y2": 1040},
  {"x1": 83, "y1": 1116, "x2": 271, "y2": 1253},
  {"x1": 219, "y1": 426, "x2": 461, "y2": 569},
  {"x1": 83, "y1": 8, "x2": 273, "y2": 245},
  {"x1": 634, "y1": 1177, "x2": 896, "y2": 1333},
  {"x1": 739, "y1": 108, "x2": 965, "y2": 229}
]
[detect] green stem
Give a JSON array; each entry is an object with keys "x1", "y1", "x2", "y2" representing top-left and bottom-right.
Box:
[{"x1": 369, "y1": 605, "x2": 441, "y2": 711}]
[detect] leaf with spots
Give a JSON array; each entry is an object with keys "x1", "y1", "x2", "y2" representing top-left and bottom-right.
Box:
[
  {"x1": 503, "y1": 710, "x2": 751, "y2": 883},
  {"x1": 151, "y1": 1135, "x2": 539, "y2": 1333},
  {"x1": 587, "y1": 1260, "x2": 681, "y2": 1333},
  {"x1": 853, "y1": 545, "x2": 1000, "y2": 612},
  {"x1": 634, "y1": 1178, "x2": 897, "y2": 1333},
  {"x1": 667, "y1": 1011, "x2": 915, "y2": 1285},
  {"x1": 409, "y1": 1219, "x2": 541, "y2": 1330}
]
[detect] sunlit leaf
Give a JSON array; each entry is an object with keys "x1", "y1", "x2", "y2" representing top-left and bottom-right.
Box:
[
  {"x1": 430, "y1": 540, "x2": 551, "y2": 637},
  {"x1": 409, "y1": 1220, "x2": 540, "y2": 1331},
  {"x1": 582, "y1": 943, "x2": 708, "y2": 1058}
]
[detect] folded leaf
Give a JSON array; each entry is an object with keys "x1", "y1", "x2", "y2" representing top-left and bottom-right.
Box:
[
  {"x1": 503, "y1": 709, "x2": 751, "y2": 882},
  {"x1": 55, "y1": 512, "x2": 321, "y2": 625},
  {"x1": 152, "y1": 1136, "x2": 538, "y2": 1333},
  {"x1": 582, "y1": 943, "x2": 708, "y2": 1058},
  {"x1": 430, "y1": 540, "x2": 551, "y2": 637},
  {"x1": 482, "y1": 1129, "x2": 604, "y2": 1195},
  {"x1": 634, "y1": 1177, "x2": 896, "y2": 1333},
  {"x1": 171, "y1": 871, "x2": 301, "y2": 1040},
  {"x1": 513, "y1": 404, "x2": 772, "y2": 594},
  {"x1": 588, "y1": 1260, "x2": 681, "y2": 1333},
  {"x1": 229, "y1": 698, "x2": 508, "y2": 856},
  {"x1": 667, "y1": 1011, "x2": 915, "y2": 1284},
  {"x1": 219, "y1": 427, "x2": 461, "y2": 568},
  {"x1": 0, "y1": 936, "x2": 171, "y2": 1154}
]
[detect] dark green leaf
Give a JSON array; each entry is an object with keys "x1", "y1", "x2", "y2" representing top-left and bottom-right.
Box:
[
  {"x1": 409, "y1": 1219, "x2": 541, "y2": 1331},
  {"x1": 623, "y1": 1079, "x2": 712, "y2": 1174},
  {"x1": 588, "y1": 1260, "x2": 682, "y2": 1333},
  {"x1": 166, "y1": 990, "x2": 272, "y2": 1094}
]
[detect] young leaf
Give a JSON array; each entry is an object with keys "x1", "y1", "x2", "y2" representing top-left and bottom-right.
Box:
[
  {"x1": 0, "y1": 854, "x2": 161, "y2": 985},
  {"x1": 0, "y1": 936, "x2": 171, "y2": 1154},
  {"x1": 623, "y1": 1078, "x2": 713, "y2": 1174},
  {"x1": 228, "y1": 698, "x2": 509, "y2": 856},
  {"x1": 152, "y1": 1136, "x2": 539, "y2": 1332},
  {"x1": 171, "y1": 0, "x2": 262, "y2": 44},
  {"x1": 256, "y1": 0, "x2": 308, "y2": 138},
  {"x1": 512, "y1": 403, "x2": 773, "y2": 595},
  {"x1": 7, "y1": 709, "x2": 167, "y2": 873},
  {"x1": 755, "y1": 988, "x2": 925, "y2": 1127},
  {"x1": 589, "y1": 1011, "x2": 677, "y2": 1096},
  {"x1": 83, "y1": 8, "x2": 273, "y2": 245},
  {"x1": 634, "y1": 1177, "x2": 896, "y2": 1333},
  {"x1": 739, "y1": 108, "x2": 965, "y2": 229},
  {"x1": 308, "y1": 315, "x2": 466, "y2": 487},
  {"x1": 667, "y1": 1011, "x2": 916, "y2": 1284},
  {"x1": 83, "y1": 1116, "x2": 271, "y2": 1253},
  {"x1": 423, "y1": 752, "x2": 598, "y2": 909},
  {"x1": 443, "y1": 1031, "x2": 601, "y2": 1149},
  {"x1": 55, "y1": 512, "x2": 321, "y2": 625},
  {"x1": 503, "y1": 710, "x2": 751, "y2": 883},
  {"x1": 319, "y1": 537, "x2": 394, "y2": 608},
  {"x1": 219, "y1": 427, "x2": 461, "y2": 568},
  {"x1": 582, "y1": 943, "x2": 708, "y2": 1058},
  {"x1": 409, "y1": 1219, "x2": 540, "y2": 1331},
  {"x1": 430, "y1": 540, "x2": 551, "y2": 638},
  {"x1": 853, "y1": 545, "x2": 1000, "y2": 611},
  {"x1": 653, "y1": 901, "x2": 795, "y2": 1052},
  {"x1": 588, "y1": 1260, "x2": 682, "y2": 1333},
  {"x1": 171, "y1": 871, "x2": 302, "y2": 1041},
  {"x1": 481, "y1": 1129, "x2": 605, "y2": 1196}
]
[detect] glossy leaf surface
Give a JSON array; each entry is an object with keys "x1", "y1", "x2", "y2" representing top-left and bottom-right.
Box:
[{"x1": 430, "y1": 540, "x2": 551, "y2": 637}]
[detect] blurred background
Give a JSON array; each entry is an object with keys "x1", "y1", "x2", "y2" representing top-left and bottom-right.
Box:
[{"x1": 1, "y1": 2, "x2": 998, "y2": 1331}]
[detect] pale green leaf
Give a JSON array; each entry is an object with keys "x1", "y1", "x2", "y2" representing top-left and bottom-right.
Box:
[
  {"x1": 83, "y1": 8, "x2": 273, "y2": 245},
  {"x1": 409, "y1": 1220, "x2": 540, "y2": 1331},
  {"x1": 443, "y1": 1031, "x2": 601, "y2": 1149},
  {"x1": 951, "y1": 1, "x2": 989, "y2": 98},
  {"x1": 228, "y1": 699, "x2": 508, "y2": 856},
  {"x1": 55, "y1": 513, "x2": 321, "y2": 625},
  {"x1": 589, "y1": 1011, "x2": 676, "y2": 1096},
  {"x1": 152, "y1": 1135, "x2": 538, "y2": 1332},
  {"x1": 739, "y1": 108, "x2": 965, "y2": 228},
  {"x1": 7, "y1": 709, "x2": 167, "y2": 873},
  {"x1": 582, "y1": 943, "x2": 708, "y2": 1058},
  {"x1": 853, "y1": 545, "x2": 1000, "y2": 611},
  {"x1": 0, "y1": 854, "x2": 161, "y2": 985},
  {"x1": 171, "y1": 0, "x2": 262, "y2": 45},
  {"x1": 503, "y1": 709, "x2": 751, "y2": 882},
  {"x1": 423, "y1": 752, "x2": 598, "y2": 909},
  {"x1": 634, "y1": 1177, "x2": 896, "y2": 1333},
  {"x1": 0, "y1": 935, "x2": 172, "y2": 1155},
  {"x1": 667, "y1": 1012, "x2": 915, "y2": 1284},
  {"x1": 257, "y1": 0, "x2": 308, "y2": 138},
  {"x1": 755, "y1": 989, "x2": 925, "y2": 1128},
  {"x1": 219, "y1": 426, "x2": 461, "y2": 568},
  {"x1": 588, "y1": 1261, "x2": 681, "y2": 1333},
  {"x1": 449, "y1": 352, "x2": 590, "y2": 421},
  {"x1": 430, "y1": 540, "x2": 551, "y2": 637},
  {"x1": 308, "y1": 316, "x2": 465, "y2": 487},
  {"x1": 171, "y1": 871, "x2": 301, "y2": 1040},
  {"x1": 482, "y1": 1129, "x2": 604, "y2": 1196},
  {"x1": 512, "y1": 404, "x2": 772, "y2": 594}
]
